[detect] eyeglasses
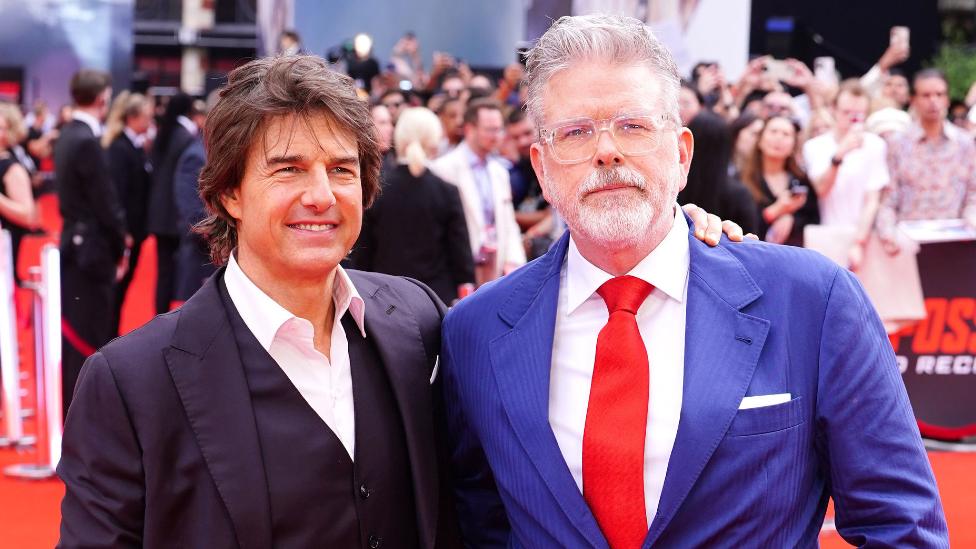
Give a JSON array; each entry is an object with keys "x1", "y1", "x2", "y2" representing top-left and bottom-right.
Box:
[{"x1": 539, "y1": 112, "x2": 677, "y2": 164}]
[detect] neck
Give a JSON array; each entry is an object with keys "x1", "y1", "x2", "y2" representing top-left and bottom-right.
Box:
[
  {"x1": 762, "y1": 155, "x2": 786, "y2": 175},
  {"x1": 235, "y1": 247, "x2": 337, "y2": 346},
  {"x1": 467, "y1": 141, "x2": 487, "y2": 161},
  {"x1": 74, "y1": 106, "x2": 101, "y2": 120},
  {"x1": 833, "y1": 126, "x2": 849, "y2": 140},
  {"x1": 573, "y1": 207, "x2": 674, "y2": 276},
  {"x1": 921, "y1": 118, "x2": 944, "y2": 139}
]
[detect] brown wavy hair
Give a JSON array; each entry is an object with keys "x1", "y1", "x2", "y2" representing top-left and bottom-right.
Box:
[
  {"x1": 739, "y1": 115, "x2": 805, "y2": 205},
  {"x1": 196, "y1": 55, "x2": 382, "y2": 264}
]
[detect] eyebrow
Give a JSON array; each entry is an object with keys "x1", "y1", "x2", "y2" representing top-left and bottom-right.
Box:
[{"x1": 265, "y1": 154, "x2": 360, "y2": 166}]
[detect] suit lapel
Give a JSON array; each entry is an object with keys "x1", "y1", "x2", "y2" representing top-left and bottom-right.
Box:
[
  {"x1": 490, "y1": 234, "x2": 608, "y2": 548},
  {"x1": 163, "y1": 271, "x2": 272, "y2": 549},
  {"x1": 644, "y1": 233, "x2": 770, "y2": 547},
  {"x1": 352, "y1": 273, "x2": 439, "y2": 549}
]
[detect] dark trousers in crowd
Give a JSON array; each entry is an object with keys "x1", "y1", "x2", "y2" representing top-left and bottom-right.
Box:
[
  {"x1": 154, "y1": 234, "x2": 180, "y2": 314},
  {"x1": 109, "y1": 234, "x2": 146, "y2": 336},
  {"x1": 60, "y1": 258, "x2": 115, "y2": 420}
]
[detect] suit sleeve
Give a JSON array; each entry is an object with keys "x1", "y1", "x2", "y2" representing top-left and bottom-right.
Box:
[
  {"x1": 443, "y1": 183, "x2": 475, "y2": 288},
  {"x1": 173, "y1": 145, "x2": 207, "y2": 231},
  {"x1": 58, "y1": 353, "x2": 145, "y2": 548},
  {"x1": 401, "y1": 278, "x2": 463, "y2": 548},
  {"x1": 440, "y1": 315, "x2": 511, "y2": 547},
  {"x1": 80, "y1": 138, "x2": 127, "y2": 247},
  {"x1": 106, "y1": 142, "x2": 131, "y2": 233},
  {"x1": 816, "y1": 268, "x2": 949, "y2": 547}
]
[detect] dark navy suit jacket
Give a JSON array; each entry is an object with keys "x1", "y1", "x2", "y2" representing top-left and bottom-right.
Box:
[
  {"x1": 58, "y1": 268, "x2": 460, "y2": 548},
  {"x1": 441, "y1": 219, "x2": 948, "y2": 548}
]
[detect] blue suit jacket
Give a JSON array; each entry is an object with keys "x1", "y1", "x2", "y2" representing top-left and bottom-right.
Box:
[{"x1": 440, "y1": 221, "x2": 948, "y2": 548}]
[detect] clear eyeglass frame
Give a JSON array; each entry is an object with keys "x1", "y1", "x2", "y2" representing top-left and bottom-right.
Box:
[{"x1": 538, "y1": 112, "x2": 678, "y2": 165}]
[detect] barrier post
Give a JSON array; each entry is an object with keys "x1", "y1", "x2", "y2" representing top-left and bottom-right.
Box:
[
  {"x1": 5, "y1": 245, "x2": 62, "y2": 479},
  {"x1": 0, "y1": 230, "x2": 22, "y2": 447}
]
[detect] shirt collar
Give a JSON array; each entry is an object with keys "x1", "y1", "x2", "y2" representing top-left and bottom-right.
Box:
[
  {"x1": 565, "y1": 205, "x2": 689, "y2": 315},
  {"x1": 460, "y1": 141, "x2": 486, "y2": 168},
  {"x1": 72, "y1": 110, "x2": 102, "y2": 137},
  {"x1": 223, "y1": 253, "x2": 366, "y2": 352},
  {"x1": 123, "y1": 126, "x2": 145, "y2": 149},
  {"x1": 177, "y1": 115, "x2": 198, "y2": 136},
  {"x1": 909, "y1": 121, "x2": 957, "y2": 143}
]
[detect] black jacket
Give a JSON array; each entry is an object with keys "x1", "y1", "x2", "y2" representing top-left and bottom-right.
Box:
[
  {"x1": 58, "y1": 269, "x2": 461, "y2": 549},
  {"x1": 351, "y1": 165, "x2": 474, "y2": 304},
  {"x1": 54, "y1": 120, "x2": 127, "y2": 280},
  {"x1": 148, "y1": 124, "x2": 194, "y2": 237},
  {"x1": 107, "y1": 132, "x2": 151, "y2": 239}
]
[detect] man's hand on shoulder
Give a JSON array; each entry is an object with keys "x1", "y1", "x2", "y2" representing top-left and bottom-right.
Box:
[{"x1": 682, "y1": 203, "x2": 758, "y2": 246}]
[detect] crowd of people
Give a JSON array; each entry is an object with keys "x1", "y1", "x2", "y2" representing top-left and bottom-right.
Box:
[{"x1": 325, "y1": 25, "x2": 976, "y2": 293}]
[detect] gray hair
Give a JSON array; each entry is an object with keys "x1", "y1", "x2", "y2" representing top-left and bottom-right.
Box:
[{"x1": 525, "y1": 14, "x2": 681, "y2": 128}]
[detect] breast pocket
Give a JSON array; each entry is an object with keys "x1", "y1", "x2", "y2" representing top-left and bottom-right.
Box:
[{"x1": 728, "y1": 396, "x2": 805, "y2": 437}]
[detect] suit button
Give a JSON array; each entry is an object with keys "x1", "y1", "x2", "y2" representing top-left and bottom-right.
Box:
[
  {"x1": 359, "y1": 483, "x2": 371, "y2": 499},
  {"x1": 368, "y1": 535, "x2": 382, "y2": 548}
]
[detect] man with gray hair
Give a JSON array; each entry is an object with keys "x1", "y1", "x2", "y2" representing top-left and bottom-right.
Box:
[{"x1": 440, "y1": 14, "x2": 947, "y2": 548}]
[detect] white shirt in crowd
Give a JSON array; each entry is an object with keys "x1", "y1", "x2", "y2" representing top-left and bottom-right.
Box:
[
  {"x1": 549, "y1": 207, "x2": 689, "y2": 527},
  {"x1": 72, "y1": 110, "x2": 102, "y2": 137},
  {"x1": 177, "y1": 114, "x2": 198, "y2": 136},
  {"x1": 802, "y1": 131, "x2": 890, "y2": 227},
  {"x1": 223, "y1": 252, "x2": 366, "y2": 459}
]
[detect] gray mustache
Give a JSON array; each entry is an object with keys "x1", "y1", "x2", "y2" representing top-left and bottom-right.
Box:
[{"x1": 579, "y1": 167, "x2": 648, "y2": 195}]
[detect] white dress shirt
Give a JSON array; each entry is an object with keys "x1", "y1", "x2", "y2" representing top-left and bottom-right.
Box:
[
  {"x1": 72, "y1": 110, "x2": 102, "y2": 137},
  {"x1": 549, "y1": 207, "x2": 689, "y2": 527},
  {"x1": 177, "y1": 115, "x2": 198, "y2": 136},
  {"x1": 123, "y1": 127, "x2": 146, "y2": 150},
  {"x1": 802, "y1": 131, "x2": 889, "y2": 227},
  {"x1": 223, "y1": 253, "x2": 366, "y2": 459}
]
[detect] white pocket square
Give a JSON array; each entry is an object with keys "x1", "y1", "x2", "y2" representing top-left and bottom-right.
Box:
[
  {"x1": 738, "y1": 393, "x2": 791, "y2": 410},
  {"x1": 429, "y1": 355, "x2": 440, "y2": 385}
]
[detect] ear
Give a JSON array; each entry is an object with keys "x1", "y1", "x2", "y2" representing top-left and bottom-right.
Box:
[
  {"x1": 220, "y1": 186, "x2": 243, "y2": 223},
  {"x1": 676, "y1": 127, "x2": 694, "y2": 191},
  {"x1": 529, "y1": 141, "x2": 550, "y2": 202}
]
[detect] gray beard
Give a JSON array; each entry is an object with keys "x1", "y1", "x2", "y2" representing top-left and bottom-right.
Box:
[{"x1": 547, "y1": 165, "x2": 678, "y2": 249}]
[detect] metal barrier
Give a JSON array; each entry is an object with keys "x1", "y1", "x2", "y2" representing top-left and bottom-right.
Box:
[
  {"x1": 0, "y1": 230, "x2": 22, "y2": 447},
  {"x1": 5, "y1": 244, "x2": 62, "y2": 479}
]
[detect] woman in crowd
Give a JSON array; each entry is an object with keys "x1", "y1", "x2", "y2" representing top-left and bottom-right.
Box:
[
  {"x1": 0, "y1": 105, "x2": 38, "y2": 231},
  {"x1": 102, "y1": 91, "x2": 154, "y2": 335},
  {"x1": 679, "y1": 110, "x2": 757, "y2": 235},
  {"x1": 349, "y1": 107, "x2": 474, "y2": 304},
  {"x1": 728, "y1": 111, "x2": 763, "y2": 177},
  {"x1": 740, "y1": 115, "x2": 819, "y2": 247}
]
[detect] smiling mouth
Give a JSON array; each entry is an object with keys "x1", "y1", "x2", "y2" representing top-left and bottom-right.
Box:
[{"x1": 288, "y1": 223, "x2": 337, "y2": 232}]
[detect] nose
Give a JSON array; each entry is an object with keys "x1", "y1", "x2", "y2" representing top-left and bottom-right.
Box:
[
  {"x1": 592, "y1": 128, "x2": 623, "y2": 167},
  {"x1": 301, "y1": 166, "x2": 337, "y2": 211}
]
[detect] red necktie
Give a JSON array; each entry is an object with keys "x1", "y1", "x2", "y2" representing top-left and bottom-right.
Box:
[{"x1": 583, "y1": 275, "x2": 654, "y2": 549}]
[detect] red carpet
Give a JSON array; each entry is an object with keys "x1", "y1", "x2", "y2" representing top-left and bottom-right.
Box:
[{"x1": 1, "y1": 194, "x2": 974, "y2": 547}]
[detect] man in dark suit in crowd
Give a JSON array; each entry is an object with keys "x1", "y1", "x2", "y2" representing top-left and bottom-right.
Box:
[
  {"x1": 54, "y1": 69, "x2": 127, "y2": 417},
  {"x1": 172, "y1": 99, "x2": 216, "y2": 304},
  {"x1": 58, "y1": 56, "x2": 460, "y2": 548},
  {"x1": 148, "y1": 92, "x2": 196, "y2": 314},
  {"x1": 105, "y1": 92, "x2": 154, "y2": 336}
]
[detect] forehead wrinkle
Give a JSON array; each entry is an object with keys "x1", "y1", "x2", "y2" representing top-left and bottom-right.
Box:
[{"x1": 255, "y1": 111, "x2": 358, "y2": 170}]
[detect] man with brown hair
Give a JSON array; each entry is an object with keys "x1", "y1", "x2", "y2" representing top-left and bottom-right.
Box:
[
  {"x1": 55, "y1": 68, "x2": 127, "y2": 418},
  {"x1": 431, "y1": 98, "x2": 526, "y2": 285},
  {"x1": 58, "y1": 55, "x2": 459, "y2": 548}
]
